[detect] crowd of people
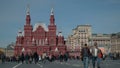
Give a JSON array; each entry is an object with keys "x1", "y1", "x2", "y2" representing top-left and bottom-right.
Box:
[
  {"x1": 0, "y1": 52, "x2": 39, "y2": 64},
  {"x1": 109, "y1": 52, "x2": 120, "y2": 60},
  {"x1": 0, "y1": 51, "x2": 70, "y2": 64}
]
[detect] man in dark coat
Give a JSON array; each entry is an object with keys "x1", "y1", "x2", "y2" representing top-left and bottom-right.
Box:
[
  {"x1": 33, "y1": 52, "x2": 39, "y2": 64},
  {"x1": 81, "y1": 44, "x2": 91, "y2": 68}
]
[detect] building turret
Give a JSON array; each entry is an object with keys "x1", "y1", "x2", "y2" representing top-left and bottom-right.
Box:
[
  {"x1": 50, "y1": 8, "x2": 55, "y2": 25},
  {"x1": 26, "y1": 5, "x2": 31, "y2": 25},
  {"x1": 57, "y1": 31, "x2": 64, "y2": 45},
  {"x1": 48, "y1": 8, "x2": 57, "y2": 46},
  {"x1": 24, "y1": 5, "x2": 33, "y2": 45},
  {"x1": 16, "y1": 29, "x2": 24, "y2": 46}
]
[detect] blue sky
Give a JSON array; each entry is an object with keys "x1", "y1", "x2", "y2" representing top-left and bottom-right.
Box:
[{"x1": 0, "y1": 0, "x2": 120, "y2": 48}]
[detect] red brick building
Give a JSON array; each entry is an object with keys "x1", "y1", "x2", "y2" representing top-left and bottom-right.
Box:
[{"x1": 14, "y1": 7, "x2": 66, "y2": 56}]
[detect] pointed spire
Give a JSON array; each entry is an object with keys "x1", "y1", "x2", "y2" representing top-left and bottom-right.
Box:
[
  {"x1": 26, "y1": 4, "x2": 30, "y2": 15},
  {"x1": 26, "y1": 4, "x2": 31, "y2": 25},
  {"x1": 51, "y1": 8, "x2": 54, "y2": 15},
  {"x1": 50, "y1": 7, "x2": 55, "y2": 25}
]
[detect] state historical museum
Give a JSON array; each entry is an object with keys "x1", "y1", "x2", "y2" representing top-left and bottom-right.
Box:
[{"x1": 14, "y1": 7, "x2": 66, "y2": 56}]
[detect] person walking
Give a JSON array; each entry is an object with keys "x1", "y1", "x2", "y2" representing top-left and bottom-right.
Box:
[
  {"x1": 42, "y1": 52, "x2": 46, "y2": 64},
  {"x1": 97, "y1": 49, "x2": 103, "y2": 68},
  {"x1": 21, "y1": 53, "x2": 24, "y2": 63},
  {"x1": 91, "y1": 42, "x2": 103, "y2": 68},
  {"x1": 59, "y1": 52, "x2": 64, "y2": 63},
  {"x1": 33, "y1": 52, "x2": 39, "y2": 64},
  {"x1": 81, "y1": 44, "x2": 91, "y2": 68},
  {"x1": 63, "y1": 52, "x2": 69, "y2": 62},
  {"x1": 25, "y1": 53, "x2": 30, "y2": 64},
  {"x1": 1, "y1": 53, "x2": 6, "y2": 63}
]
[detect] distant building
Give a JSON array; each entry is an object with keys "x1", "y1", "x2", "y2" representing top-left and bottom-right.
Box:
[
  {"x1": 66, "y1": 24, "x2": 92, "y2": 57},
  {"x1": 66, "y1": 25, "x2": 114, "y2": 56},
  {"x1": 0, "y1": 48, "x2": 5, "y2": 55},
  {"x1": 14, "y1": 6, "x2": 66, "y2": 56},
  {"x1": 6, "y1": 42, "x2": 15, "y2": 57},
  {"x1": 111, "y1": 32, "x2": 120, "y2": 53},
  {"x1": 91, "y1": 34, "x2": 111, "y2": 54}
]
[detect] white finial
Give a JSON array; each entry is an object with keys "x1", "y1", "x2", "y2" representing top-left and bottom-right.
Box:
[
  {"x1": 58, "y1": 31, "x2": 62, "y2": 36},
  {"x1": 51, "y1": 8, "x2": 54, "y2": 15},
  {"x1": 17, "y1": 28, "x2": 23, "y2": 36},
  {"x1": 26, "y1": 4, "x2": 30, "y2": 15}
]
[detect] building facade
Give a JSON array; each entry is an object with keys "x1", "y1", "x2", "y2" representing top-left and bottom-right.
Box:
[
  {"x1": 0, "y1": 48, "x2": 5, "y2": 55},
  {"x1": 14, "y1": 7, "x2": 66, "y2": 56},
  {"x1": 66, "y1": 25, "x2": 92, "y2": 57},
  {"x1": 66, "y1": 25, "x2": 113, "y2": 56},
  {"x1": 91, "y1": 34, "x2": 111, "y2": 54},
  {"x1": 5, "y1": 42, "x2": 15, "y2": 57},
  {"x1": 111, "y1": 32, "x2": 120, "y2": 53}
]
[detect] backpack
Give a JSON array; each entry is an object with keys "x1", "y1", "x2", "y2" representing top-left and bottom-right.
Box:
[{"x1": 98, "y1": 49, "x2": 103, "y2": 58}]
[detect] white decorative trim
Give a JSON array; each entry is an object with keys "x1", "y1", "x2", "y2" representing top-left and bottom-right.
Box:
[{"x1": 33, "y1": 22, "x2": 48, "y2": 32}]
